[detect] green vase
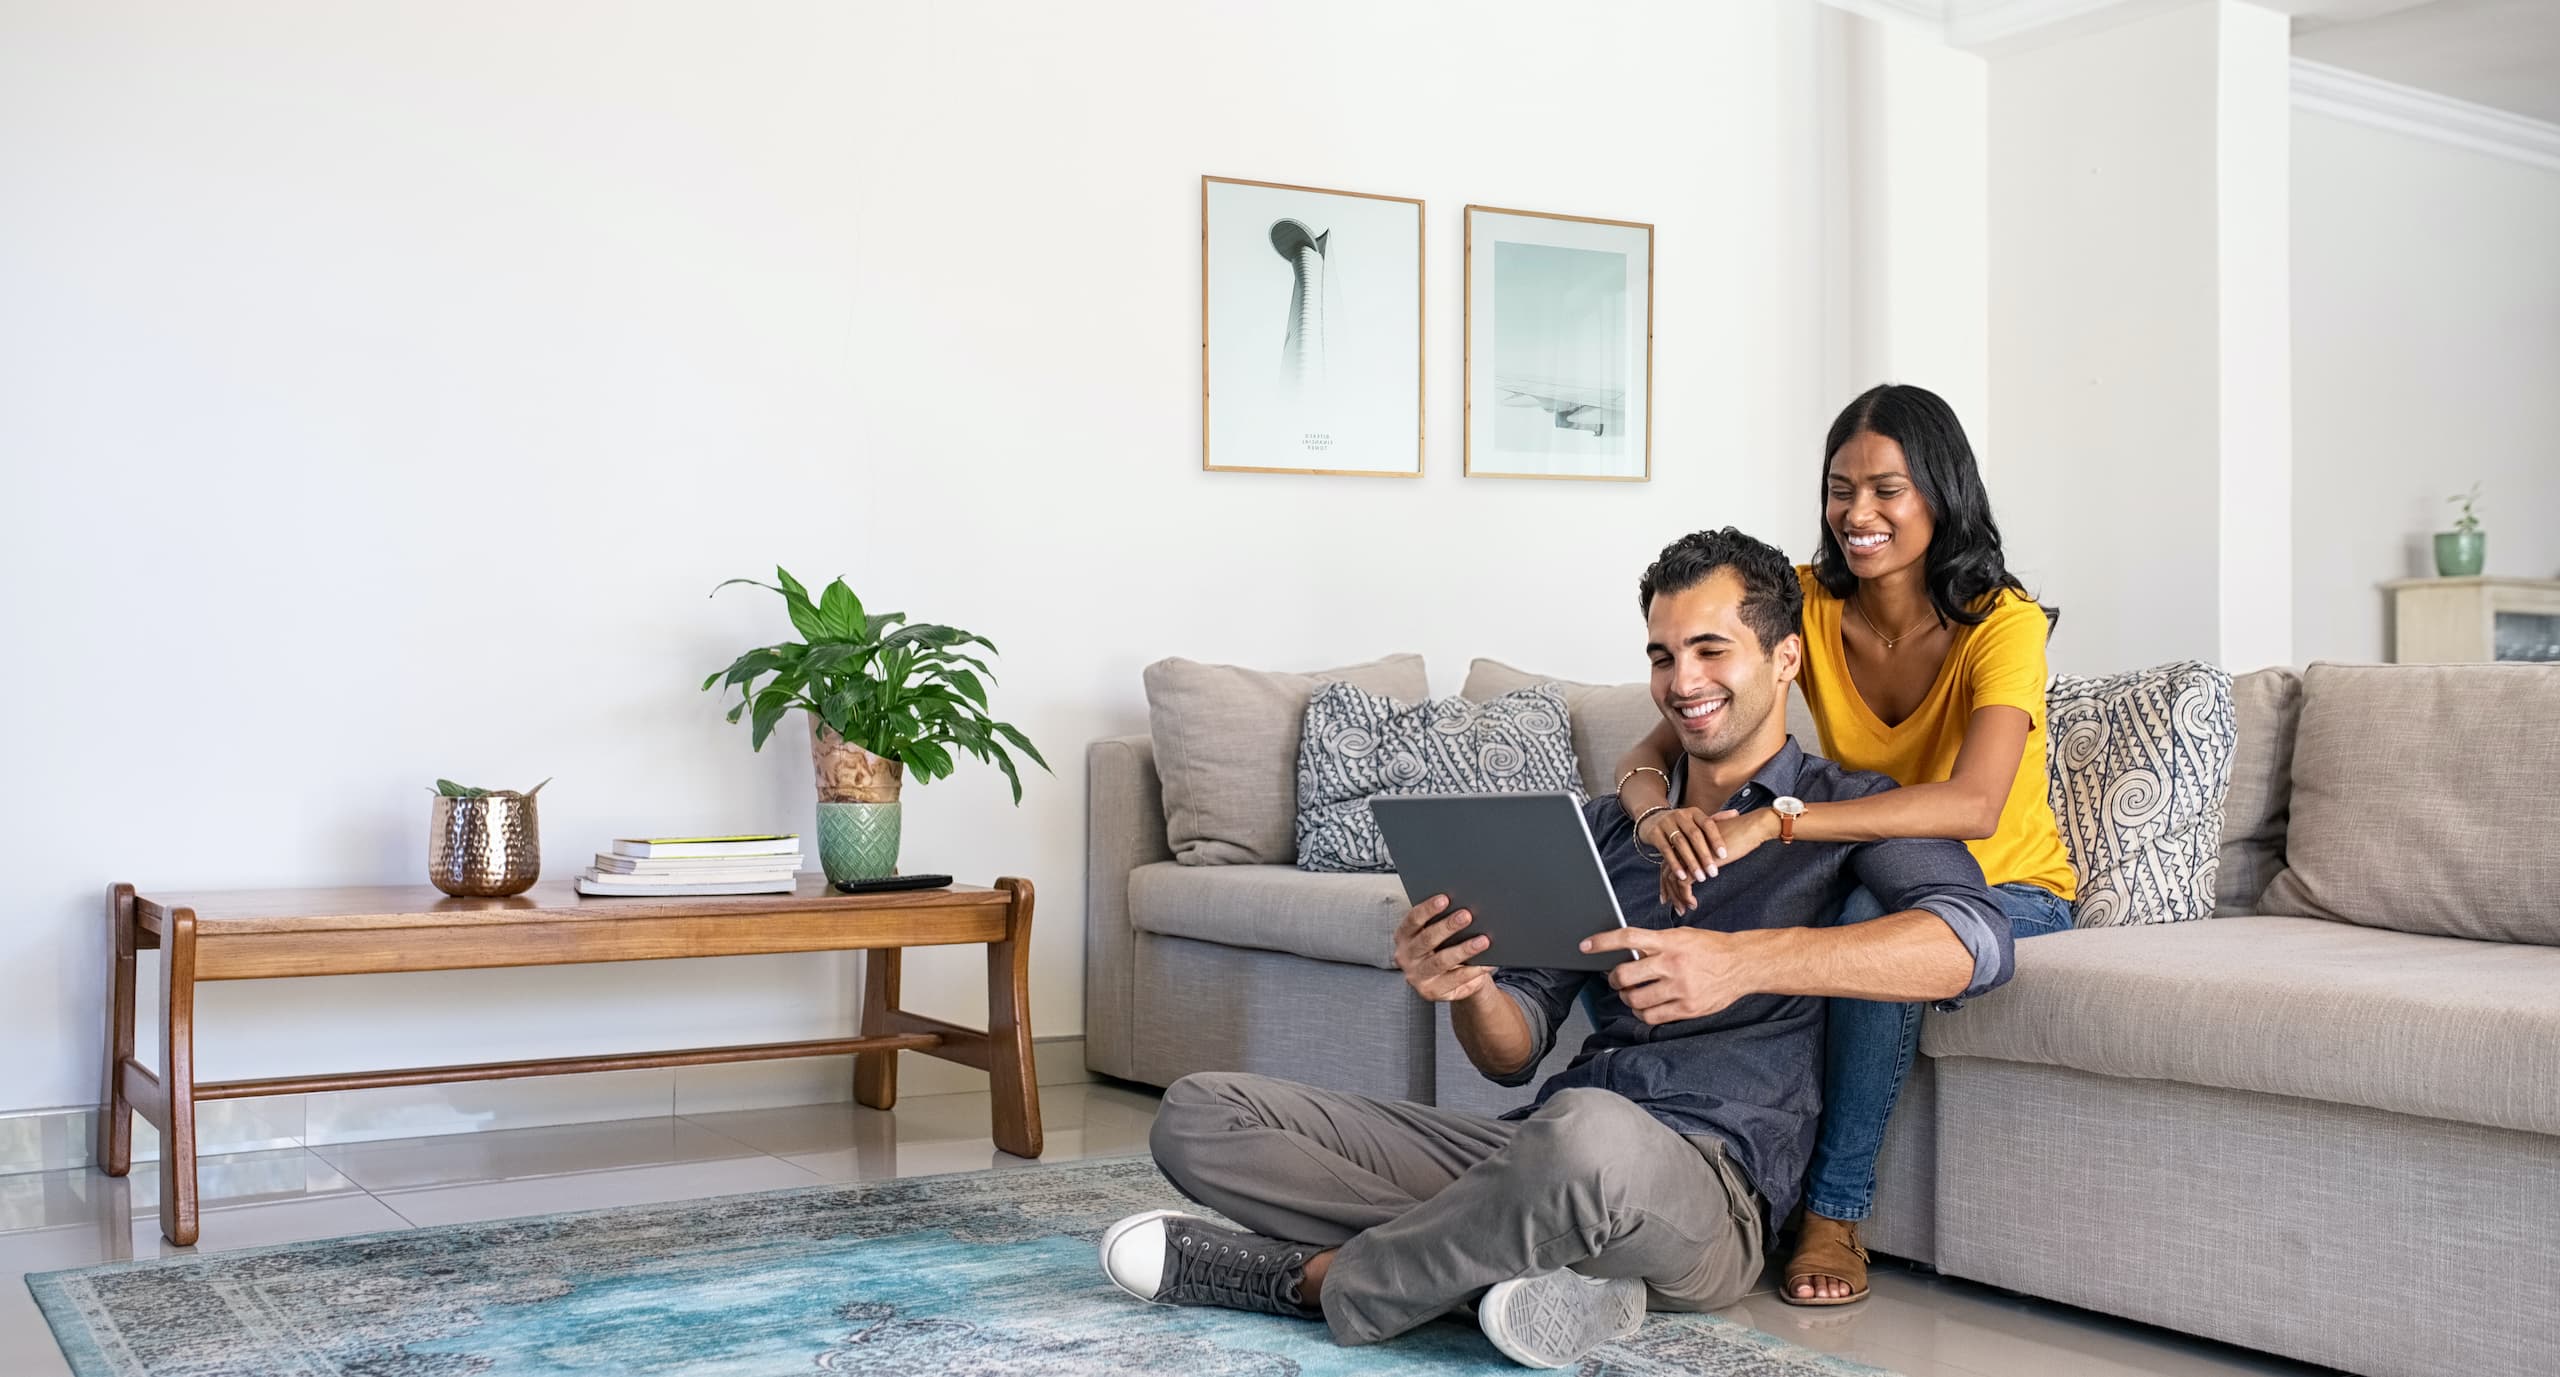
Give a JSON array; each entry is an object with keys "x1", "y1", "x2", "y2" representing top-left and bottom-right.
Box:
[
  {"x1": 817, "y1": 801, "x2": 901, "y2": 884},
  {"x1": 2434, "y1": 530, "x2": 2485, "y2": 577}
]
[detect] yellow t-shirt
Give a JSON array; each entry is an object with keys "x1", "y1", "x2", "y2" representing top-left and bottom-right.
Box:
[{"x1": 1794, "y1": 566, "x2": 2077, "y2": 899}]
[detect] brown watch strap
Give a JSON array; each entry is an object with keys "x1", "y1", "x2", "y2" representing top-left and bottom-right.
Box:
[{"x1": 1779, "y1": 810, "x2": 1796, "y2": 844}]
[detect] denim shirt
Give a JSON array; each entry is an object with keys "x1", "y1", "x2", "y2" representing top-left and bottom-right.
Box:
[{"x1": 1490, "y1": 738, "x2": 2012, "y2": 1231}]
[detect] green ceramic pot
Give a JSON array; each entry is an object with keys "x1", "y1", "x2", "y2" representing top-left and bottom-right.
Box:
[
  {"x1": 2434, "y1": 530, "x2": 2485, "y2": 577},
  {"x1": 817, "y1": 801, "x2": 901, "y2": 884}
]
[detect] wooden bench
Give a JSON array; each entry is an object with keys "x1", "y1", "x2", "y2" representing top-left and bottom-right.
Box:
[{"x1": 99, "y1": 875, "x2": 1040, "y2": 1244}]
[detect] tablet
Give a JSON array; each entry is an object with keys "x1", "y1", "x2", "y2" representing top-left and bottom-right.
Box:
[{"x1": 1368, "y1": 792, "x2": 1632, "y2": 971}]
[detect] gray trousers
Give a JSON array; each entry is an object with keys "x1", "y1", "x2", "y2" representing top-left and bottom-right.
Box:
[{"x1": 1149, "y1": 1071, "x2": 1768, "y2": 1346}]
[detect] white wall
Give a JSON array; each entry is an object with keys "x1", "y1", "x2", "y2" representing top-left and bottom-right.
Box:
[
  {"x1": 2292, "y1": 110, "x2": 2560, "y2": 662},
  {"x1": 1985, "y1": 0, "x2": 2292, "y2": 675},
  {"x1": 1839, "y1": 16, "x2": 1993, "y2": 458},
  {"x1": 0, "y1": 0, "x2": 1882, "y2": 1117}
]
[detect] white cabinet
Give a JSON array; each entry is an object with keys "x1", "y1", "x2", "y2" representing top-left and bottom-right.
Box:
[{"x1": 2382, "y1": 577, "x2": 2560, "y2": 663}]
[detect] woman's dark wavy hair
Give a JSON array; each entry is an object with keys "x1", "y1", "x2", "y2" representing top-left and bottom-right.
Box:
[{"x1": 1810, "y1": 383, "x2": 2039, "y2": 631}]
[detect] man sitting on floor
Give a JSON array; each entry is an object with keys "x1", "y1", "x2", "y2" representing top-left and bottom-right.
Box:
[{"x1": 1095, "y1": 527, "x2": 2017, "y2": 1368}]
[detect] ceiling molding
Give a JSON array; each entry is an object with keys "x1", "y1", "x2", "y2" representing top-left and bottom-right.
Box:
[
  {"x1": 1812, "y1": 0, "x2": 2171, "y2": 52},
  {"x1": 2293, "y1": 58, "x2": 2560, "y2": 175},
  {"x1": 1944, "y1": 0, "x2": 2134, "y2": 50},
  {"x1": 1811, "y1": 0, "x2": 1948, "y2": 40}
]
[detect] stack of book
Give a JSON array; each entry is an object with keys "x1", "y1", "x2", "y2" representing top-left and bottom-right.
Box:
[{"x1": 574, "y1": 835, "x2": 804, "y2": 897}]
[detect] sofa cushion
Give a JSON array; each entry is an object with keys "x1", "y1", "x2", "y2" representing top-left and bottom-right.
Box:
[
  {"x1": 1127, "y1": 861, "x2": 1407, "y2": 969},
  {"x1": 2044, "y1": 661, "x2": 2235, "y2": 926},
  {"x1": 2215, "y1": 667, "x2": 2301, "y2": 915},
  {"x1": 1921, "y1": 916, "x2": 2560, "y2": 1137},
  {"x1": 1143, "y1": 654, "x2": 1429, "y2": 866},
  {"x1": 1295, "y1": 682, "x2": 1582, "y2": 873},
  {"x1": 1462, "y1": 658, "x2": 1819, "y2": 797},
  {"x1": 2259, "y1": 662, "x2": 2560, "y2": 945}
]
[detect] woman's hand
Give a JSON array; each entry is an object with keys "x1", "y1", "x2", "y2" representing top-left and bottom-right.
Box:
[{"x1": 1643, "y1": 807, "x2": 1781, "y2": 914}]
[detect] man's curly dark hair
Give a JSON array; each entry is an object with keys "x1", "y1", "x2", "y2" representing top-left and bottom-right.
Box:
[{"x1": 1638, "y1": 527, "x2": 1804, "y2": 653}]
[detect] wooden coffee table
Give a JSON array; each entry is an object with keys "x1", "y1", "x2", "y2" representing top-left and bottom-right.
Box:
[{"x1": 98, "y1": 875, "x2": 1040, "y2": 1245}]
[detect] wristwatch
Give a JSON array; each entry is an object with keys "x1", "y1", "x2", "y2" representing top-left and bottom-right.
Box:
[{"x1": 1772, "y1": 796, "x2": 1806, "y2": 844}]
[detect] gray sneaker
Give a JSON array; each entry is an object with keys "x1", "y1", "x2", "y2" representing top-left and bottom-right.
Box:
[
  {"x1": 1477, "y1": 1268, "x2": 1647, "y2": 1368},
  {"x1": 1099, "y1": 1209, "x2": 1320, "y2": 1319}
]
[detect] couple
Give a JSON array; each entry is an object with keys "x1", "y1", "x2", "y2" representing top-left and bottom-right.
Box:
[{"x1": 1098, "y1": 384, "x2": 2076, "y2": 1368}]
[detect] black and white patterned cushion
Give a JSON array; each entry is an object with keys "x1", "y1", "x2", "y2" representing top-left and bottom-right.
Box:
[
  {"x1": 2045, "y1": 661, "x2": 2238, "y2": 926},
  {"x1": 1294, "y1": 681, "x2": 1582, "y2": 873}
]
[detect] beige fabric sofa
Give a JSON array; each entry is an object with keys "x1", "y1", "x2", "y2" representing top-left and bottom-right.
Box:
[{"x1": 1085, "y1": 658, "x2": 2560, "y2": 1377}]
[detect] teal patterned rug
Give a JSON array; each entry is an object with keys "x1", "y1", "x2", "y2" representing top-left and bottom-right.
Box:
[{"x1": 30, "y1": 1156, "x2": 1894, "y2": 1375}]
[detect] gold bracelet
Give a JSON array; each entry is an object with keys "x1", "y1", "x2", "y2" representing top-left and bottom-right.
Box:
[
  {"x1": 1630, "y1": 803, "x2": 1674, "y2": 862},
  {"x1": 1616, "y1": 765, "x2": 1671, "y2": 800}
]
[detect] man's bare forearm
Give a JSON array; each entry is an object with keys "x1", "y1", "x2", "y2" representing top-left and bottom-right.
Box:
[
  {"x1": 1450, "y1": 982, "x2": 1537, "y2": 1078},
  {"x1": 1732, "y1": 910, "x2": 1975, "y2": 1002}
]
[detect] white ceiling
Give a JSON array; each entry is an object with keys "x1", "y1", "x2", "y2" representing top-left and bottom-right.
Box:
[{"x1": 2277, "y1": 0, "x2": 2560, "y2": 126}]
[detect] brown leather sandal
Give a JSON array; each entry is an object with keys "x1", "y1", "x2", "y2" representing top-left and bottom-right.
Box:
[{"x1": 1780, "y1": 1215, "x2": 1870, "y2": 1306}]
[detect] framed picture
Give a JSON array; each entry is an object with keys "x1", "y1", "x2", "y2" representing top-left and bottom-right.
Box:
[
  {"x1": 1203, "y1": 175, "x2": 1424, "y2": 477},
  {"x1": 1464, "y1": 205, "x2": 1653, "y2": 482}
]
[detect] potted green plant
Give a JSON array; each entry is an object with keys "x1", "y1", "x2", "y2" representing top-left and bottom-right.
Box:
[
  {"x1": 2436, "y1": 482, "x2": 2485, "y2": 577},
  {"x1": 703, "y1": 568, "x2": 1047, "y2": 883},
  {"x1": 426, "y1": 777, "x2": 549, "y2": 897}
]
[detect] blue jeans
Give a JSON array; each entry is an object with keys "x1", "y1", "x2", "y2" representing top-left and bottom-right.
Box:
[{"x1": 1800, "y1": 882, "x2": 2073, "y2": 1223}]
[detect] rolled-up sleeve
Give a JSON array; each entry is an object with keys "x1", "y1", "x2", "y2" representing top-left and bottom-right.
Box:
[
  {"x1": 1847, "y1": 835, "x2": 2014, "y2": 1008},
  {"x1": 1487, "y1": 965, "x2": 1588, "y2": 1087}
]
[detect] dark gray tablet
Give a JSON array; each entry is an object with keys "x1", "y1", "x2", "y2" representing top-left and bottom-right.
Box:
[{"x1": 1368, "y1": 792, "x2": 1632, "y2": 971}]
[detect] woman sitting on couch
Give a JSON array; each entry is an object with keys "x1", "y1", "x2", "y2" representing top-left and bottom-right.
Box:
[{"x1": 1611, "y1": 382, "x2": 2076, "y2": 1307}]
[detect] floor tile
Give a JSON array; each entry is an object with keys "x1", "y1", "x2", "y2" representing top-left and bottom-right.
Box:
[
  {"x1": 312, "y1": 1115, "x2": 759, "y2": 1192},
  {"x1": 372, "y1": 1154, "x2": 823, "y2": 1228},
  {"x1": 128, "y1": 1094, "x2": 308, "y2": 1163},
  {"x1": 0, "y1": 1148, "x2": 359, "y2": 1235},
  {"x1": 678, "y1": 1100, "x2": 899, "y2": 1157},
  {"x1": 1721, "y1": 1266, "x2": 2336, "y2": 1377},
  {"x1": 779, "y1": 1138, "x2": 1046, "y2": 1182},
  {"x1": 1862, "y1": 1268, "x2": 2333, "y2": 1376}
]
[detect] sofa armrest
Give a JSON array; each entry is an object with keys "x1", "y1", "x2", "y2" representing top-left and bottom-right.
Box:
[{"x1": 1085, "y1": 734, "x2": 1172, "y2": 1079}]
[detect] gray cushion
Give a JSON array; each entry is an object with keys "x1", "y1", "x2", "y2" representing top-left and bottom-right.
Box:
[
  {"x1": 2215, "y1": 668, "x2": 2301, "y2": 915},
  {"x1": 2259, "y1": 662, "x2": 2560, "y2": 945},
  {"x1": 1462, "y1": 658, "x2": 1820, "y2": 796},
  {"x1": 1922, "y1": 915, "x2": 2560, "y2": 1137},
  {"x1": 1143, "y1": 654, "x2": 1428, "y2": 866},
  {"x1": 2044, "y1": 661, "x2": 2235, "y2": 926},
  {"x1": 1295, "y1": 683, "x2": 1581, "y2": 873},
  {"x1": 1127, "y1": 861, "x2": 1407, "y2": 969}
]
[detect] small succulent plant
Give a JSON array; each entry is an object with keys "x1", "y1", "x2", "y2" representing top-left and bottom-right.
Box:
[{"x1": 431, "y1": 778, "x2": 549, "y2": 798}]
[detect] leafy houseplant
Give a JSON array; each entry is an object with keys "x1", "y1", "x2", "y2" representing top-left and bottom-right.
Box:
[
  {"x1": 704, "y1": 568, "x2": 1048, "y2": 882},
  {"x1": 2436, "y1": 482, "x2": 2485, "y2": 577}
]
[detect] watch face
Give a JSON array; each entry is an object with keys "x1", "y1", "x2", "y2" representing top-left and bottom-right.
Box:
[{"x1": 1774, "y1": 796, "x2": 1805, "y2": 817}]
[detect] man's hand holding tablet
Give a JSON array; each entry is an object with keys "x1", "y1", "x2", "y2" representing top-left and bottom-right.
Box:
[
  {"x1": 1580, "y1": 926, "x2": 1751, "y2": 1024},
  {"x1": 1392, "y1": 894, "x2": 1496, "y2": 1004}
]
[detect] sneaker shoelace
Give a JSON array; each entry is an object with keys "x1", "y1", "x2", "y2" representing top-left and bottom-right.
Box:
[{"x1": 1160, "y1": 1225, "x2": 1313, "y2": 1316}]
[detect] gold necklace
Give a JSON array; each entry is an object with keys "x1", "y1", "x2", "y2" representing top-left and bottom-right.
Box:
[{"x1": 1851, "y1": 592, "x2": 1936, "y2": 651}]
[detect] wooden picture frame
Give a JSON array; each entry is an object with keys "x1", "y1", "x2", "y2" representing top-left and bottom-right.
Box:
[
  {"x1": 1202, "y1": 175, "x2": 1425, "y2": 478},
  {"x1": 1463, "y1": 204, "x2": 1654, "y2": 482}
]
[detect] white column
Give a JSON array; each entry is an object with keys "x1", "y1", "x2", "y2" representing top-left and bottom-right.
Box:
[
  {"x1": 2214, "y1": 1, "x2": 2294, "y2": 672},
  {"x1": 1985, "y1": 0, "x2": 2294, "y2": 674}
]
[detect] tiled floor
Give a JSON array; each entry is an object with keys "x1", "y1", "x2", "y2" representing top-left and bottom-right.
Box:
[{"x1": 0, "y1": 1082, "x2": 2335, "y2": 1377}]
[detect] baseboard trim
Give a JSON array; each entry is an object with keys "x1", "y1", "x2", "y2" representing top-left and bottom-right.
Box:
[{"x1": 0, "y1": 1036, "x2": 1091, "y2": 1178}]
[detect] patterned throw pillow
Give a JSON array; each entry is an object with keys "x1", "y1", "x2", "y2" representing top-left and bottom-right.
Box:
[
  {"x1": 1295, "y1": 682, "x2": 1582, "y2": 873},
  {"x1": 2045, "y1": 661, "x2": 2238, "y2": 926}
]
